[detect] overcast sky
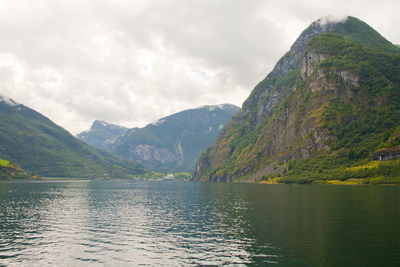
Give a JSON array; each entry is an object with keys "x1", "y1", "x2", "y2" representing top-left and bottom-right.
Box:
[{"x1": 0, "y1": 0, "x2": 399, "y2": 134}]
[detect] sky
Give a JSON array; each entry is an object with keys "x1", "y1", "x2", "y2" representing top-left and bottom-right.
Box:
[{"x1": 0, "y1": 0, "x2": 399, "y2": 134}]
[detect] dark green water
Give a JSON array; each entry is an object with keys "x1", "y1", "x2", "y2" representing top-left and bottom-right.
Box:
[{"x1": 0, "y1": 180, "x2": 399, "y2": 266}]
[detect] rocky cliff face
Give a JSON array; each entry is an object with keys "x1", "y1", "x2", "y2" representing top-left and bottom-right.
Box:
[
  {"x1": 110, "y1": 104, "x2": 240, "y2": 173},
  {"x1": 238, "y1": 17, "x2": 345, "y2": 128},
  {"x1": 194, "y1": 16, "x2": 400, "y2": 183}
]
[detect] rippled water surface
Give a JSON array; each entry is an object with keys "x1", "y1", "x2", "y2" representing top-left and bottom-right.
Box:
[{"x1": 0, "y1": 180, "x2": 399, "y2": 266}]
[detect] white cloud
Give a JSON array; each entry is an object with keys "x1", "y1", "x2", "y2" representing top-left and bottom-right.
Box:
[
  {"x1": 317, "y1": 15, "x2": 349, "y2": 25},
  {"x1": 0, "y1": 0, "x2": 399, "y2": 134}
]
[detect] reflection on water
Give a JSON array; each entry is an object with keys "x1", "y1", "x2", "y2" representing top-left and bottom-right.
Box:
[{"x1": 0, "y1": 180, "x2": 399, "y2": 266}]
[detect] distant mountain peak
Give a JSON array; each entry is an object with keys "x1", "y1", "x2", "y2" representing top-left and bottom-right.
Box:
[
  {"x1": 92, "y1": 120, "x2": 112, "y2": 128},
  {"x1": 92, "y1": 120, "x2": 109, "y2": 127},
  {"x1": 77, "y1": 120, "x2": 129, "y2": 151},
  {"x1": 90, "y1": 120, "x2": 128, "y2": 131}
]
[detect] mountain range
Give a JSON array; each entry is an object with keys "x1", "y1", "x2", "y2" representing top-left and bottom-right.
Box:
[
  {"x1": 78, "y1": 104, "x2": 240, "y2": 173},
  {"x1": 193, "y1": 16, "x2": 400, "y2": 184},
  {"x1": 2, "y1": 15, "x2": 399, "y2": 184}
]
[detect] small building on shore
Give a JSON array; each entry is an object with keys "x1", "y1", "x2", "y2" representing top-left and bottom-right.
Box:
[
  {"x1": 372, "y1": 146, "x2": 400, "y2": 161},
  {"x1": 163, "y1": 174, "x2": 175, "y2": 180}
]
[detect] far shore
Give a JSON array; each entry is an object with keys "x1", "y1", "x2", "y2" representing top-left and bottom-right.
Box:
[{"x1": 2, "y1": 177, "x2": 399, "y2": 186}]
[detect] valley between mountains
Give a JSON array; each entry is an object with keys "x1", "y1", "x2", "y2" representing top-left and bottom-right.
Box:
[{"x1": 1, "y1": 16, "x2": 399, "y2": 184}]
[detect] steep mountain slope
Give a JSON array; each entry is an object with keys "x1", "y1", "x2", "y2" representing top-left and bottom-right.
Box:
[
  {"x1": 0, "y1": 96, "x2": 148, "y2": 178},
  {"x1": 193, "y1": 16, "x2": 400, "y2": 184},
  {"x1": 77, "y1": 120, "x2": 128, "y2": 150},
  {"x1": 110, "y1": 104, "x2": 240, "y2": 172}
]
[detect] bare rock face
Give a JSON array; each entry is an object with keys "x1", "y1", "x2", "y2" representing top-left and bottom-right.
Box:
[
  {"x1": 130, "y1": 144, "x2": 179, "y2": 163},
  {"x1": 301, "y1": 51, "x2": 327, "y2": 79}
]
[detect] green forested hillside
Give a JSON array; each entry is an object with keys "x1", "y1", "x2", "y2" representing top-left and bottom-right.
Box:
[
  {"x1": 193, "y1": 16, "x2": 400, "y2": 184},
  {"x1": 0, "y1": 97, "x2": 148, "y2": 178}
]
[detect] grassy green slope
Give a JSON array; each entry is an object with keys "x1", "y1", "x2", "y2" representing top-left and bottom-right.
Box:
[
  {"x1": 0, "y1": 158, "x2": 36, "y2": 179},
  {"x1": 0, "y1": 100, "x2": 148, "y2": 178},
  {"x1": 336, "y1": 17, "x2": 400, "y2": 53}
]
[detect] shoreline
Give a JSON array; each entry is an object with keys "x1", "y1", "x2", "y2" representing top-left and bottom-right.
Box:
[{"x1": 1, "y1": 177, "x2": 399, "y2": 186}]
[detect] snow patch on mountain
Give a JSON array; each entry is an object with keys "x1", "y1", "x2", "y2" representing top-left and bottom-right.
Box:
[
  {"x1": 197, "y1": 103, "x2": 240, "y2": 112},
  {"x1": 151, "y1": 119, "x2": 165, "y2": 126}
]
